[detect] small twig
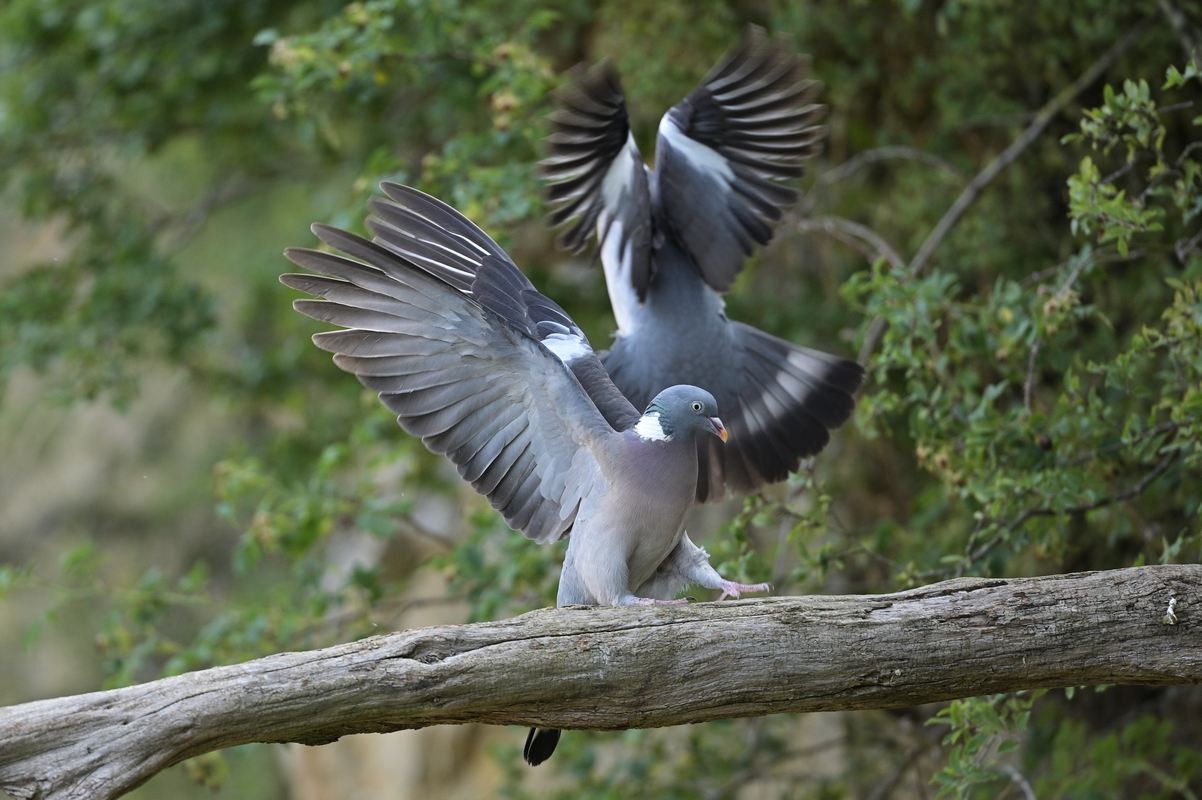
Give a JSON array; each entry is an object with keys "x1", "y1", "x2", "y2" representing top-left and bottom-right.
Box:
[
  {"x1": 395, "y1": 515, "x2": 457, "y2": 550},
  {"x1": 161, "y1": 176, "x2": 256, "y2": 249},
  {"x1": 1158, "y1": 99, "x2": 1197, "y2": 115},
  {"x1": 999, "y1": 764, "x2": 1038, "y2": 800},
  {"x1": 1176, "y1": 141, "x2": 1202, "y2": 168},
  {"x1": 792, "y1": 215, "x2": 905, "y2": 365},
  {"x1": 1062, "y1": 420, "x2": 1178, "y2": 467},
  {"x1": 1157, "y1": 0, "x2": 1202, "y2": 68},
  {"x1": 1054, "y1": 250, "x2": 1093, "y2": 293},
  {"x1": 971, "y1": 449, "x2": 1180, "y2": 562},
  {"x1": 1136, "y1": 762, "x2": 1200, "y2": 800},
  {"x1": 1023, "y1": 241, "x2": 1094, "y2": 412},
  {"x1": 1100, "y1": 159, "x2": 1138, "y2": 186},
  {"x1": 796, "y1": 215, "x2": 906, "y2": 269},
  {"x1": 1023, "y1": 338, "x2": 1042, "y2": 413},
  {"x1": 1174, "y1": 227, "x2": 1202, "y2": 264},
  {"x1": 1022, "y1": 247, "x2": 1146, "y2": 287},
  {"x1": 866, "y1": 741, "x2": 933, "y2": 800},
  {"x1": 819, "y1": 146, "x2": 963, "y2": 187},
  {"x1": 309, "y1": 594, "x2": 466, "y2": 634},
  {"x1": 1018, "y1": 449, "x2": 1178, "y2": 523},
  {"x1": 704, "y1": 736, "x2": 849, "y2": 799}
]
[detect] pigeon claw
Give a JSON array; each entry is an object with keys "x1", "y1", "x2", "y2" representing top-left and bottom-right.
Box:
[{"x1": 716, "y1": 580, "x2": 772, "y2": 601}]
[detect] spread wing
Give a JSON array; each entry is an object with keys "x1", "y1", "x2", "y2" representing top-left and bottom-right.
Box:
[
  {"x1": 365, "y1": 182, "x2": 640, "y2": 431},
  {"x1": 652, "y1": 25, "x2": 825, "y2": 292},
  {"x1": 541, "y1": 63, "x2": 653, "y2": 329},
  {"x1": 281, "y1": 210, "x2": 620, "y2": 544}
]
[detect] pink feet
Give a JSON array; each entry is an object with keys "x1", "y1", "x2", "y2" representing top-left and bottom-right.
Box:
[{"x1": 717, "y1": 580, "x2": 772, "y2": 601}]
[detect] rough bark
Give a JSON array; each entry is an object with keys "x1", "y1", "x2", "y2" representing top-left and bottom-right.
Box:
[{"x1": 1, "y1": 565, "x2": 1199, "y2": 800}]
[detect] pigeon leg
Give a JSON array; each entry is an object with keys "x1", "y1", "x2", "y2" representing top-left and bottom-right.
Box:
[
  {"x1": 642, "y1": 533, "x2": 773, "y2": 601},
  {"x1": 716, "y1": 580, "x2": 772, "y2": 601}
]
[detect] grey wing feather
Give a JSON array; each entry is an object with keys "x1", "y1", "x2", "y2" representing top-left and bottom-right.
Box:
[
  {"x1": 652, "y1": 25, "x2": 826, "y2": 292},
  {"x1": 699, "y1": 323, "x2": 863, "y2": 500},
  {"x1": 362, "y1": 183, "x2": 640, "y2": 430},
  {"x1": 282, "y1": 221, "x2": 615, "y2": 544},
  {"x1": 541, "y1": 62, "x2": 654, "y2": 303},
  {"x1": 603, "y1": 322, "x2": 863, "y2": 502}
]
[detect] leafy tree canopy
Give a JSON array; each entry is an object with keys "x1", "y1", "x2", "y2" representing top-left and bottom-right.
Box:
[{"x1": 1, "y1": 0, "x2": 1200, "y2": 796}]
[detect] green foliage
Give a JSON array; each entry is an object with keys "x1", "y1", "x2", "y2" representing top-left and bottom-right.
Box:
[
  {"x1": 437, "y1": 509, "x2": 561, "y2": 621},
  {"x1": 1064, "y1": 69, "x2": 1202, "y2": 258},
  {"x1": 252, "y1": 0, "x2": 572, "y2": 232},
  {"x1": 929, "y1": 692, "x2": 1041, "y2": 798},
  {"x1": 3, "y1": 0, "x2": 1202, "y2": 798},
  {"x1": 1034, "y1": 710, "x2": 1202, "y2": 799},
  {"x1": 0, "y1": 0, "x2": 306, "y2": 402}
]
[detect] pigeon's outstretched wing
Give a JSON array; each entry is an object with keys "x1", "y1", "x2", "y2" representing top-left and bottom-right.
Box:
[
  {"x1": 540, "y1": 63, "x2": 653, "y2": 330},
  {"x1": 281, "y1": 214, "x2": 619, "y2": 544},
  {"x1": 652, "y1": 25, "x2": 825, "y2": 291},
  {"x1": 364, "y1": 182, "x2": 640, "y2": 432}
]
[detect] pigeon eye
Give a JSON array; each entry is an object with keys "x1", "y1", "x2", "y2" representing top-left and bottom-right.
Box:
[{"x1": 691, "y1": 401, "x2": 703, "y2": 413}]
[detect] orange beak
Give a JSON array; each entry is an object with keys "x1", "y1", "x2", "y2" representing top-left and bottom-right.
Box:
[{"x1": 708, "y1": 416, "x2": 729, "y2": 443}]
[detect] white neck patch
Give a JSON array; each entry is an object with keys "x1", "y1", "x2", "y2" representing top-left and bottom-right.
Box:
[{"x1": 635, "y1": 412, "x2": 672, "y2": 442}]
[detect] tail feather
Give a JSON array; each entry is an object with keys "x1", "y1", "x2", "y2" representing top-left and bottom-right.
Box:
[
  {"x1": 523, "y1": 727, "x2": 562, "y2": 766},
  {"x1": 604, "y1": 321, "x2": 862, "y2": 502},
  {"x1": 698, "y1": 323, "x2": 863, "y2": 501}
]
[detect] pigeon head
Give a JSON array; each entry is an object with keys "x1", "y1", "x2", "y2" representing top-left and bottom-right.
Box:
[{"x1": 636, "y1": 385, "x2": 728, "y2": 443}]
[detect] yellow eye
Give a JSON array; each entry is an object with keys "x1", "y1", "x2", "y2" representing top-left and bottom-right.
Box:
[{"x1": 691, "y1": 401, "x2": 703, "y2": 412}]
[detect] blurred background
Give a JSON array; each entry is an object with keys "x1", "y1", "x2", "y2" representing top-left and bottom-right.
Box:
[{"x1": 2, "y1": 1, "x2": 1201, "y2": 797}]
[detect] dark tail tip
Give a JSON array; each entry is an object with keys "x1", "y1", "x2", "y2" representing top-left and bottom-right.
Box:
[{"x1": 523, "y1": 727, "x2": 561, "y2": 766}]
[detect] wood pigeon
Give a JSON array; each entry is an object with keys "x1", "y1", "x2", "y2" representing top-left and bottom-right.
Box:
[
  {"x1": 281, "y1": 183, "x2": 770, "y2": 766},
  {"x1": 542, "y1": 26, "x2": 865, "y2": 501}
]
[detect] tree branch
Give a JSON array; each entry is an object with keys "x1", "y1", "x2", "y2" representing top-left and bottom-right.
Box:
[
  {"x1": 1157, "y1": 0, "x2": 1202, "y2": 67},
  {"x1": 797, "y1": 215, "x2": 907, "y2": 269},
  {"x1": 858, "y1": 24, "x2": 1145, "y2": 361},
  {"x1": 2, "y1": 565, "x2": 1200, "y2": 800},
  {"x1": 908, "y1": 25, "x2": 1143, "y2": 278},
  {"x1": 817, "y1": 145, "x2": 963, "y2": 188}
]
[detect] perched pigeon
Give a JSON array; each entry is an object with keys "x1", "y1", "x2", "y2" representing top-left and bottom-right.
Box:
[
  {"x1": 542, "y1": 26, "x2": 865, "y2": 501},
  {"x1": 281, "y1": 183, "x2": 770, "y2": 766}
]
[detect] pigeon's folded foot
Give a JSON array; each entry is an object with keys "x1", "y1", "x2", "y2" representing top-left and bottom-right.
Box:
[
  {"x1": 717, "y1": 580, "x2": 771, "y2": 601},
  {"x1": 631, "y1": 596, "x2": 690, "y2": 606}
]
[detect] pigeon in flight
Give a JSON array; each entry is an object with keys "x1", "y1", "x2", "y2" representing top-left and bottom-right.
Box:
[
  {"x1": 542, "y1": 26, "x2": 864, "y2": 501},
  {"x1": 281, "y1": 183, "x2": 771, "y2": 766}
]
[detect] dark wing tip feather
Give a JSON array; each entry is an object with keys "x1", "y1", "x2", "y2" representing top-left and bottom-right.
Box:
[
  {"x1": 653, "y1": 26, "x2": 827, "y2": 293},
  {"x1": 541, "y1": 59, "x2": 652, "y2": 286},
  {"x1": 692, "y1": 324, "x2": 864, "y2": 500}
]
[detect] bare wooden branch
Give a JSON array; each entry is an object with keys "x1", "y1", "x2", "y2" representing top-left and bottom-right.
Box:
[
  {"x1": 2, "y1": 565, "x2": 1199, "y2": 800},
  {"x1": 796, "y1": 215, "x2": 907, "y2": 269}
]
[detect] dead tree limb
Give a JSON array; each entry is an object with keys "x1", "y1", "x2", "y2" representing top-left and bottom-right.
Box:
[{"x1": 1, "y1": 565, "x2": 1199, "y2": 800}]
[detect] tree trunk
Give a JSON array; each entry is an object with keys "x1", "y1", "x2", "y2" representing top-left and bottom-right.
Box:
[{"x1": 1, "y1": 565, "x2": 1198, "y2": 800}]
